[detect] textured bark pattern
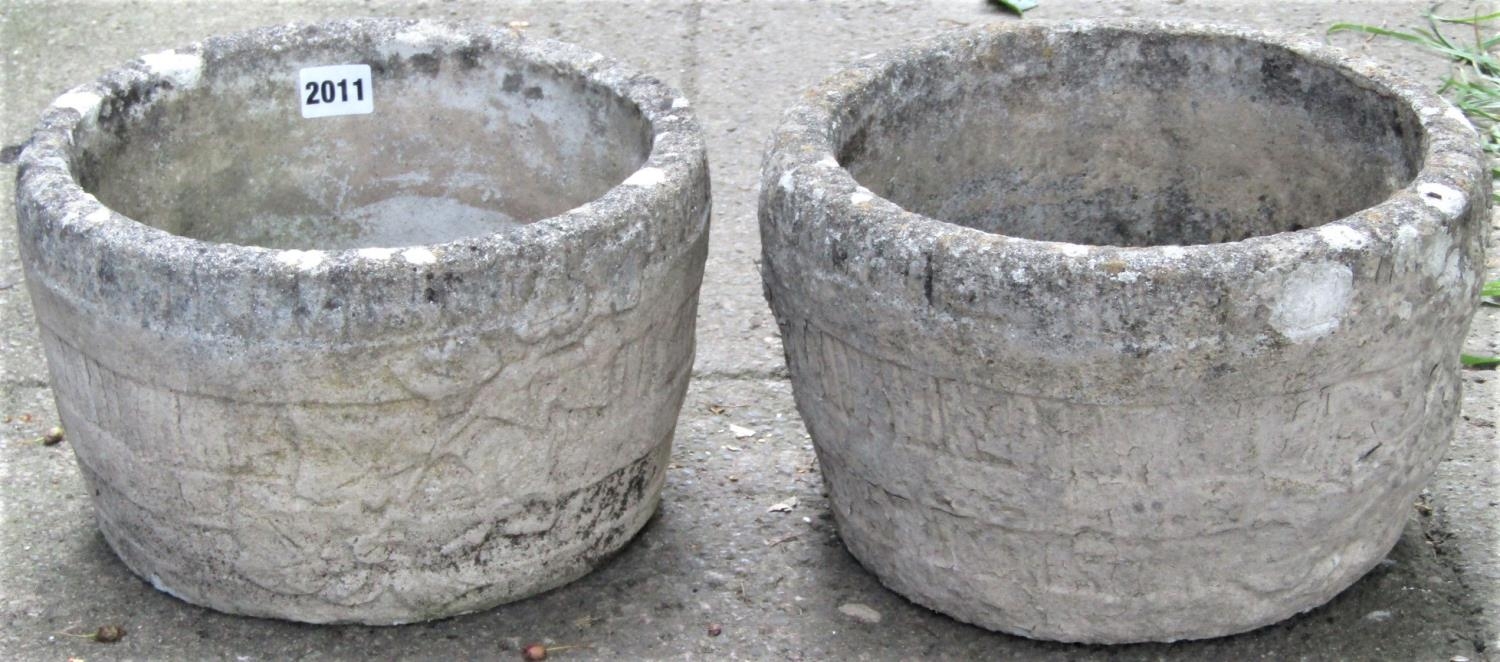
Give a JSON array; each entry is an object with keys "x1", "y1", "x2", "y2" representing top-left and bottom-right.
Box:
[
  {"x1": 780, "y1": 316, "x2": 1457, "y2": 642},
  {"x1": 34, "y1": 255, "x2": 700, "y2": 623}
]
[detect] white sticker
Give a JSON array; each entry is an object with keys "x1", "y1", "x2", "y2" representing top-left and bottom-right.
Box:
[{"x1": 299, "y1": 64, "x2": 373, "y2": 118}]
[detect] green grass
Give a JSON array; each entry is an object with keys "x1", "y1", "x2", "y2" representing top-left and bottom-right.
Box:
[
  {"x1": 1330, "y1": 10, "x2": 1500, "y2": 179},
  {"x1": 1330, "y1": 11, "x2": 1500, "y2": 368},
  {"x1": 1462, "y1": 352, "x2": 1500, "y2": 367},
  {"x1": 987, "y1": 0, "x2": 1038, "y2": 17},
  {"x1": 1485, "y1": 278, "x2": 1500, "y2": 298}
]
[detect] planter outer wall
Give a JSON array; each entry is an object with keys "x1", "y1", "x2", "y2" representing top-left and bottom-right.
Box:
[
  {"x1": 759, "y1": 21, "x2": 1489, "y2": 643},
  {"x1": 15, "y1": 19, "x2": 710, "y2": 625}
]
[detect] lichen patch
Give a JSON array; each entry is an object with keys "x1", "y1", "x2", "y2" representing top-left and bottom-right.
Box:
[
  {"x1": 1317, "y1": 224, "x2": 1368, "y2": 251},
  {"x1": 1424, "y1": 232, "x2": 1459, "y2": 284},
  {"x1": 778, "y1": 168, "x2": 798, "y2": 194},
  {"x1": 51, "y1": 89, "x2": 102, "y2": 118},
  {"x1": 1270, "y1": 261, "x2": 1354, "y2": 342},
  {"x1": 141, "y1": 50, "x2": 204, "y2": 88},
  {"x1": 276, "y1": 249, "x2": 326, "y2": 270},
  {"x1": 357, "y1": 247, "x2": 396, "y2": 260},
  {"x1": 386, "y1": 22, "x2": 466, "y2": 58},
  {"x1": 1157, "y1": 246, "x2": 1187, "y2": 260},
  {"x1": 401, "y1": 247, "x2": 438, "y2": 265},
  {"x1": 1057, "y1": 244, "x2": 1089, "y2": 258},
  {"x1": 624, "y1": 167, "x2": 667, "y2": 188},
  {"x1": 1416, "y1": 182, "x2": 1467, "y2": 217}
]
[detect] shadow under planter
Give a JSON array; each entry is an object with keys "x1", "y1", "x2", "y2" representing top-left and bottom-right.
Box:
[
  {"x1": 14, "y1": 18, "x2": 710, "y2": 625},
  {"x1": 759, "y1": 19, "x2": 1489, "y2": 644}
]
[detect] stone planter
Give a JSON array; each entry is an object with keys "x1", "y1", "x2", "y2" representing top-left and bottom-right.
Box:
[
  {"x1": 15, "y1": 19, "x2": 709, "y2": 624},
  {"x1": 760, "y1": 21, "x2": 1487, "y2": 643}
]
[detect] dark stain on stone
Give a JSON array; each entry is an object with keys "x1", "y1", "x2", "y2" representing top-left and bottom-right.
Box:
[
  {"x1": 839, "y1": 125, "x2": 870, "y2": 165},
  {"x1": 455, "y1": 44, "x2": 484, "y2": 71},
  {"x1": 98, "y1": 79, "x2": 153, "y2": 140},
  {"x1": 830, "y1": 242, "x2": 847, "y2": 269},
  {"x1": 423, "y1": 271, "x2": 447, "y2": 304},
  {"x1": 1259, "y1": 48, "x2": 1300, "y2": 100},
  {"x1": 922, "y1": 254, "x2": 935, "y2": 305},
  {"x1": 96, "y1": 259, "x2": 116, "y2": 285},
  {"x1": 462, "y1": 450, "x2": 664, "y2": 570},
  {"x1": 410, "y1": 53, "x2": 441, "y2": 76},
  {"x1": 502, "y1": 73, "x2": 523, "y2": 93},
  {"x1": 523, "y1": 86, "x2": 544, "y2": 100},
  {"x1": 0, "y1": 142, "x2": 25, "y2": 165}
]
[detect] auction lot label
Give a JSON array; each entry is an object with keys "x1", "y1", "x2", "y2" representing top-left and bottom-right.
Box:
[{"x1": 299, "y1": 64, "x2": 373, "y2": 118}]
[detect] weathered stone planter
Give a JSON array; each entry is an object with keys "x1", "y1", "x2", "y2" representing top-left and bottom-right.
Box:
[
  {"x1": 760, "y1": 21, "x2": 1487, "y2": 643},
  {"x1": 16, "y1": 19, "x2": 709, "y2": 624}
]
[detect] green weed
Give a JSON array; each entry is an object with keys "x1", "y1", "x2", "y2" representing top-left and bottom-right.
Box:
[
  {"x1": 1330, "y1": 10, "x2": 1500, "y2": 196},
  {"x1": 988, "y1": 0, "x2": 1038, "y2": 17}
]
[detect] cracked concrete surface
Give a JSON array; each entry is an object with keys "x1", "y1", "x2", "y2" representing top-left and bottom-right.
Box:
[{"x1": 2, "y1": 1, "x2": 1497, "y2": 660}]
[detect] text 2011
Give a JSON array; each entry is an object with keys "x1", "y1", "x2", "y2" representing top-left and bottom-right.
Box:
[
  {"x1": 304, "y1": 78, "x2": 365, "y2": 105},
  {"x1": 298, "y1": 64, "x2": 374, "y2": 118}
]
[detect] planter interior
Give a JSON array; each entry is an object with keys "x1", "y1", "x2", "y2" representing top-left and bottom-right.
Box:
[
  {"x1": 840, "y1": 29, "x2": 1422, "y2": 246},
  {"x1": 77, "y1": 37, "x2": 652, "y2": 249}
]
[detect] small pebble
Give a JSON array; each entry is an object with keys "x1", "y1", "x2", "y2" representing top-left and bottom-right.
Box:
[
  {"x1": 707, "y1": 623, "x2": 723, "y2": 637},
  {"x1": 1363, "y1": 610, "x2": 1394, "y2": 623},
  {"x1": 838, "y1": 602, "x2": 882, "y2": 624},
  {"x1": 767, "y1": 497, "x2": 798, "y2": 513},
  {"x1": 93, "y1": 625, "x2": 126, "y2": 643}
]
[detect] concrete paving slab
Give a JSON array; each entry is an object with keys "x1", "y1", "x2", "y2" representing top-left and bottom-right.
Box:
[{"x1": 1, "y1": 1, "x2": 1497, "y2": 660}]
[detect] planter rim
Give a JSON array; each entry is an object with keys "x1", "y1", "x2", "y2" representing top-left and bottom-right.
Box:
[
  {"x1": 767, "y1": 18, "x2": 1485, "y2": 278},
  {"x1": 16, "y1": 17, "x2": 705, "y2": 280}
]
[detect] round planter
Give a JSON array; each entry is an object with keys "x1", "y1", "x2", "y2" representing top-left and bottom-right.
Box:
[
  {"x1": 15, "y1": 19, "x2": 709, "y2": 624},
  {"x1": 759, "y1": 20, "x2": 1487, "y2": 643}
]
